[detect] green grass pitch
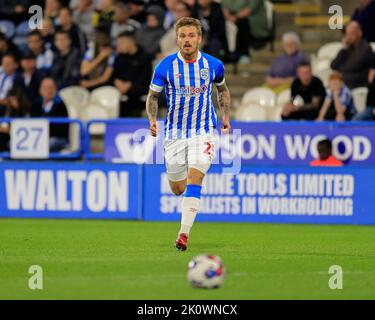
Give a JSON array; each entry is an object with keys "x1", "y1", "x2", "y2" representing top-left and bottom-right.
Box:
[{"x1": 0, "y1": 218, "x2": 374, "y2": 300}]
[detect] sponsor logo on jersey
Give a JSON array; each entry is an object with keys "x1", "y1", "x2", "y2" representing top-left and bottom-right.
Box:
[{"x1": 176, "y1": 84, "x2": 208, "y2": 96}]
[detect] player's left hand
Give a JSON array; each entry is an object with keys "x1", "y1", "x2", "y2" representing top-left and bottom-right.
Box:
[{"x1": 221, "y1": 119, "x2": 231, "y2": 134}]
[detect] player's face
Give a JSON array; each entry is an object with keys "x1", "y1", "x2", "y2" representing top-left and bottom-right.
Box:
[{"x1": 177, "y1": 26, "x2": 202, "y2": 57}]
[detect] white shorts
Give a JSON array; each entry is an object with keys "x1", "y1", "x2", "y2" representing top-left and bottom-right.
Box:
[{"x1": 164, "y1": 134, "x2": 216, "y2": 182}]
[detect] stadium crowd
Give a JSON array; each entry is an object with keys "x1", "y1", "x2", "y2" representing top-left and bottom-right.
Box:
[{"x1": 0, "y1": 0, "x2": 374, "y2": 153}]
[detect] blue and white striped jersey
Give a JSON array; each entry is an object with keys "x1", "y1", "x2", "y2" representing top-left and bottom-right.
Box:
[
  {"x1": 326, "y1": 85, "x2": 355, "y2": 113},
  {"x1": 150, "y1": 51, "x2": 225, "y2": 140}
]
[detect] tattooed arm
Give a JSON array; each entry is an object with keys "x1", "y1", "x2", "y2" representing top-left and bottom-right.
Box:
[
  {"x1": 216, "y1": 82, "x2": 231, "y2": 134},
  {"x1": 146, "y1": 89, "x2": 160, "y2": 136}
]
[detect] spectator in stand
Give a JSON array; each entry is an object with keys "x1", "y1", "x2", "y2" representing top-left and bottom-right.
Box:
[
  {"x1": 110, "y1": 2, "x2": 141, "y2": 46},
  {"x1": 331, "y1": 21, "x2": 373, "y2": 89},
  {"x1": 112, "y1": 32, "x2": 152, "y2": 117},
  {"x1": 351, "y1": 0, "x2": 375, "y2": 43},
  {"x1": 164, "y1": 0, "x2": 178, "y2": 30},
  {"x1": 163, "y1": 0, "x2": 192, "y2": 29},
  {"x1": 5, "y1": 85, "x2": 30, "y2": 117},
  {"x1": 282, "y1": 61, "x2": 326, "y2": 121},
  {"x1": 221, "y1": 0, "x2": 251, "y2": 64},
  {"x1": 56, "y1": 6, "x2": 87, "y2": 56},
  {"x1": 159, "y1": 1, "x2": 191, "y2": 58},
  {"x1": 15, "y1": 51, "x2": 43, "y2": 106},
  {"x1": 40, "y1": 17, "x2": 56, "y2": 50},
  {"x1": 0, "y1": 0, "x2": 29, "y2": 24},
  {"x1": 71, "y1": 0, "x2": 96, "y2": 41},
  {"x1": 0, "y1": 86, "x2": 31, "y2": 152},
  {"x1": 136, "y1": 5, "x2": 165, "y2": 59},
  {"x1": 352, "y1": 55, "x2": 375, "y2": 120},
  {"x1": 317, "y1": 72, "x2": 356, "y2": 122},
  {"x1": 44, "y1": 0, "x2": 63, "y2": 26},
  {"x1": 265, "y1": 32, "x2": 307, "y2": 94},
  {"x1": 0, "y1": 53, "x2": 20, "y2": 116},
  {"x1": 80, "y1": 32, "x2": 114, "y2": 90},
  {"x1": 27, "y1": 30, "x2": 54, "y2": 73},
  {"x1": 195, "y1": 0, "x2": 228, "y2": 60},
  {"x1": 129, "y1": 0, "x2": 147, "y2": 24},
  {"x1": 0, "y1": 32, "x2": 20, "y2": 63},
  {"x1": 310, "y1": 139, "x2": 343, "y2": 167},
  {"x1": 92, "y1": 0, "x2": 116, "y2": 34},
  {"x1": 31, "y1": 78, "x2": 69, "y2": 152},
  {"x1": 50, "y1": 30, "x2": 81, "y2": 89},
  {"x1": 222, "y1": 0, "x2": 269, "y2": 64}
]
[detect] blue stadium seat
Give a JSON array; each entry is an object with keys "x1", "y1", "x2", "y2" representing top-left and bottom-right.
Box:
[
  {"x1": 15, "y1": 21, "x2": 30, "y2": 36},
  {"x1": 13, "y1": 21, "x2": 29, "y2": 51},
  {"x1": 0, "y1": 20, "x2": 16, "y2": 39}
]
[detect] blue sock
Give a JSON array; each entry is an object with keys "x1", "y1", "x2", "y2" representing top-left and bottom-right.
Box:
[{"x1": 184, "y1": 184, "x2": 202, "y2": 199}]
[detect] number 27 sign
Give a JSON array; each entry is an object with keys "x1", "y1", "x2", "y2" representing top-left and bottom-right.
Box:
[{"x1": 10, "y1": 119, "x2": 49, "y2": 159}]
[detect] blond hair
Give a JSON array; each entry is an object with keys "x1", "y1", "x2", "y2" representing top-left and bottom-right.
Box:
[
  {"x1": 174, "y1": 17, "x2": 202, "y2": 36},
  {"x1": 329, "y1": 71, "x2": 344, "y2": 82}
]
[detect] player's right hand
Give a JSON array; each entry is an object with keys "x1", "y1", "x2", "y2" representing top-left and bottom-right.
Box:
[
  {"x1": 221, "y1": 118, "x2": 231, "y2": 134},
  {"x1": 150, "y1": 121, "x2": 157, "y2": 137}
]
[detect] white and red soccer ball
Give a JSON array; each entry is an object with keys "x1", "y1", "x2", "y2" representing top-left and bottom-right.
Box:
[{"x1": 187, "y1": 254, "x2": 226, "y2": 289}]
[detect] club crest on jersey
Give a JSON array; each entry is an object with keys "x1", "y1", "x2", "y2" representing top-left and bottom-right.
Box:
[{"x1": 200, "y1": 68, "x2": 209, "y2": 80}]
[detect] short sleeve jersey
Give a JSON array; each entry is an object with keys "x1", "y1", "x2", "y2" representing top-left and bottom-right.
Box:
[{"x1": 150, "y1": 51, "x2": 225, "y2": 140}]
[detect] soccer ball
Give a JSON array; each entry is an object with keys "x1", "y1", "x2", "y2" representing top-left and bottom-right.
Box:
[{"x1": 187, "y1": 254, "x2": 226, "y2": 289}]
